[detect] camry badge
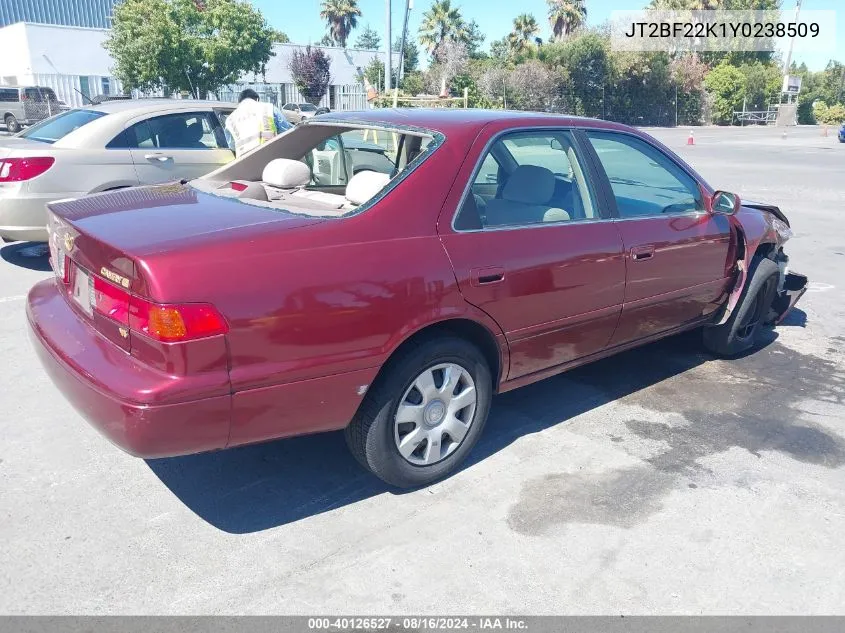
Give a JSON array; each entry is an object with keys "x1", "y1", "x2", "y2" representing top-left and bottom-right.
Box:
[{"x1": 100, "y1": 267, "x2": 130, "y2": 288}]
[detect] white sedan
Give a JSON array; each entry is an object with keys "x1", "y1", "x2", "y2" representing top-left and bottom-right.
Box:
[{"x1": 0, "y1": 99, "x2": 235, "y2": 243}]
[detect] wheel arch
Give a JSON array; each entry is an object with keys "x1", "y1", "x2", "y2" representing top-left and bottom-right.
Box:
[{"x1": 373, "y1": 317, "x2": 506, "y2": 395}]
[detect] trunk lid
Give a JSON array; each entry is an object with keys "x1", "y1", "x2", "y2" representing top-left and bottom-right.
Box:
[{"x1": 46, "y1": 183, "x2": 323, "y2": 354}]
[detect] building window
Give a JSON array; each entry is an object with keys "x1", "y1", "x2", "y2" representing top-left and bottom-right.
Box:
[{"x1": 101, "y1": 78, "x2": 111, "y2": 96}]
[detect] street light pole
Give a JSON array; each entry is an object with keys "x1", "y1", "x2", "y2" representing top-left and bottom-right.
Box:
[{"x1": 385, "y1": 0, "x2": 392, "y2": 95}]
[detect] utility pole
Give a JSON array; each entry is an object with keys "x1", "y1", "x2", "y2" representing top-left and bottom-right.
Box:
[
  {"x1": 782, "y1": 0, "x2": 803, "y2": 103},
  {"x1": 385, "y1": 0, "x2": 392, "y2": 95}
]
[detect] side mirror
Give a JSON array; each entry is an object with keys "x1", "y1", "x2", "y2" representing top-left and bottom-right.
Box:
[
  {"x1": 550, "y1": 138, "x2": 565, "y2": 151},
  {"x1": 712, "y1": 190, "x2": 741, "y2": 215}
]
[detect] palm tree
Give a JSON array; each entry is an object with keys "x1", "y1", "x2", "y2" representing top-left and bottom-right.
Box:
[
  {"x1": 319, "y1": 0, "x2": 362, "y2": 48},
  {"x1": 547, "y1": 0, "x2": 587, "y2": 41},
  {"x1": 508, "y1": 14, "x2": 540, "y2": 55},
  {"x1": 418, "y1": 0, "x2": 469, "y2": 57}
]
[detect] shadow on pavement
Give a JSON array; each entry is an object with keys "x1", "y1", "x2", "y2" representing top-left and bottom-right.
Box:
[
  {"x1": 0, "y1": 241, "x2": 51, "y2": 272},
  {"x1": 148, "y1": 329, "x2": 772, "y2": 534}
]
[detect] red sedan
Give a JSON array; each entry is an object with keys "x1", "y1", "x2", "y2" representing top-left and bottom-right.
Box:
[{"x1": 27, "y1": 110, "x2": 807, "y2": 488}]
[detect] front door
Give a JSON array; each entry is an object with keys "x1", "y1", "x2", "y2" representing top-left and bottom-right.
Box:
[
  {"x1": 440, "y1": 129, "x2": 626, "y2": 380},
  {"x1": 125, "y1": 110, "x2": 234, "y2": 185},
  {"x1": 583, "y1": 130, "x2": 733, "y2": 346}
]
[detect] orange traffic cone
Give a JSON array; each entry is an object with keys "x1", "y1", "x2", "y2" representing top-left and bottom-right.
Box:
[{"x1": 687, "y1": 130, "x2": 694, "y2": 145}]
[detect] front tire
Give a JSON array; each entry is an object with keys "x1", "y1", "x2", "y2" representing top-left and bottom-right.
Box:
[
  {"x1": 5, "y1": 114, "x2": 20, "y2": 134},
  {"x1": 704, "y1": 257, "x2": 779, "y2": 357},
  {"x1": 345, "y1": 336, "x2": 492, "y2": 488}
]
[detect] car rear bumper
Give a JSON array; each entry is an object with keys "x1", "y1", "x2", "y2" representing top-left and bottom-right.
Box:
[
  {"x1": 0, "y1": 189, "x2": 83, "y2": 242},
  {"x1": 26, "y1": 279, "x2": 231, "y2": 458}
]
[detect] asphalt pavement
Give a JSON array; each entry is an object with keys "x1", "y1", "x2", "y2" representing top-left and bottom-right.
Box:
[{"x1": 1, "y1": 125, "x2": 844, "y2": 614}]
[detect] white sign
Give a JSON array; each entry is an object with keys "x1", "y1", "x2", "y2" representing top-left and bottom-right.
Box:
[{"x1": 782, "y1": 75, "x2": 802, "y2": 94}]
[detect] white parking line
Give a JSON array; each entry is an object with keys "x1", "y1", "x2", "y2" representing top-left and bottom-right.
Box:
[{"x1": 0, "y1": 295, "x2": 26, "y2": 303}]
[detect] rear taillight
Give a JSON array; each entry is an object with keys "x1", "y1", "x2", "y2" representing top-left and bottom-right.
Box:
[
  {"x1": 0, "y1": 157, "x2": 55, "y2": 182},
  {"x1": 91, "y1": 275, "x2": 228, "y2": 342},
  {"x1": 93, "y1": 276, "x2": 130, "y2": 325}
]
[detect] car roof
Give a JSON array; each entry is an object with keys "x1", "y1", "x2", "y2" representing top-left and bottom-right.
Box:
[
  {"x1": 79, "y1": 98, "x2": 235, "y2": 116},
  {"x1": 314, "y1": 108, "x2": 634, "y2": 136}
]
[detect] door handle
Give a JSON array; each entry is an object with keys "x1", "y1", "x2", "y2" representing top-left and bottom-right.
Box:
[
  {"x1": 144, "y1": 153, "x2": 172, "y2": 162},
  {"x1": 471, "y1": 267, "x2": 505, "y2": 286},
  {"x1": 630, "y1": 245, "x2": 655, "y2": 261}
]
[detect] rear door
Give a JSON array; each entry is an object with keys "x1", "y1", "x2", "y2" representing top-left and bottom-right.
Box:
[
  {"x1": 440, "y1": 128, "x2": 626, "y2": 381},
  {"x1": 583, "y1": 130, "x2": 733, "y2": 345},
  {"x1": 123, "y1": 109, "x2": 234, "y2": 184}
]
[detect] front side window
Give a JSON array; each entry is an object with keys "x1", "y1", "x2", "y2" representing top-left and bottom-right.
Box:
[
  {"x1": 455, "y1": 130, "x2": 597, "y2": 230},
  {"x1": 19, "y1": 108, "x2": 106, "y2": 143},
  {"x1": 120, "y1": 112, "x2": 224, "y2": 149},
  {"x1": 586, "y1": 131, "x2": 703, "y2": 218}
]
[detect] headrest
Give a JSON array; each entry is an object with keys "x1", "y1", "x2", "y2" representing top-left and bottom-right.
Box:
[
  {"x1": 345, "y1": 170, "x2": 390, "y2": 206},
  {"x1": 502, "y1": 165, "x2": 555, "y2": 205},
  {"x1": 262, "y1": 158, "x2": 311, "y2": 188},
  {"x1": 185, "y1": 121, "x2": 204, "y2": 143}
]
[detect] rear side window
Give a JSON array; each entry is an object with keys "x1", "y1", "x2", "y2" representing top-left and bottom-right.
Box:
[
  {"x1": 19, "y1": 108, "x2": 106, "y2": 143},
  {"x1": 0, "y1": 88, "x2": 18, "y2": 102},
  {"x1": 120, "y1": 112, "x2": 224, "y2": 149},
  {"x1": 454, "y1": 130, "x2": 598, "y2": 230}
]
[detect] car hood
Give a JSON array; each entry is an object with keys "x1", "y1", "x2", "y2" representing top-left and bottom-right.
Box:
[
  {"x1": 47, "y1": 183, "x2": 324, "y2": 257},
  {"x1": 742, "y1": 199, "x2": 791, "y2": 228}
]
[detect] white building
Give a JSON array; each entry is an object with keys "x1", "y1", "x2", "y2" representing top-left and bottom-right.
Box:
[
  {"x1": 226, "y1": 43, "x2": 398, "y2": 111},
  {"x1": 0, "y1": 21, "x2": 395, "y2": 111},
  {"x1": 0, "y1": 22, "x2": 123, "y2": 107}
]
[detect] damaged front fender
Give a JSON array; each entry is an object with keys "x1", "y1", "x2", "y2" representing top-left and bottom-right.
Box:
[{"x1": 715, "y1": 202, "x2": 807, "y2": 326}]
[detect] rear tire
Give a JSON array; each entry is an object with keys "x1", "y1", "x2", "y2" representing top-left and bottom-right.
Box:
[
  {"x1": 345, "y1": 336, "x2": 492, "y2": 488},
  {"x1": 704, "y1": 257, "x2": 779, "y2": 357},
  {"x1": 5, "y1": 114, "x2": 20, "y2": 134}
]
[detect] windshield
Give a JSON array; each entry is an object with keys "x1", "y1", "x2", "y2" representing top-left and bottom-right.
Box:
[
  {"x1": 299, "y1": 104, "x2": 317, "y2": 112},
  {"x1": 18, "y1": 108, "x2": 106, "y2": 143}
]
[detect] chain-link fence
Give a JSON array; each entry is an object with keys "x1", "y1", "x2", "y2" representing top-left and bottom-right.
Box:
[{"x1": 512, "y1": 86, "x2": 708, "y2": 127}]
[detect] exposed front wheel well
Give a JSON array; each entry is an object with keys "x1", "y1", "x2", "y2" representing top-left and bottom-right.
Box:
[
  {"x1": 379, "y1": 319, "x2": 503, "y2": 393},
  {"x1": 754, "y1": 242, "x2": 778, "y2": 262}
]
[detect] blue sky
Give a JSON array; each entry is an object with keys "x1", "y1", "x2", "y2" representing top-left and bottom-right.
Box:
[{"x1": 251, "y1": 0, "x2": 843, "y2": 71}]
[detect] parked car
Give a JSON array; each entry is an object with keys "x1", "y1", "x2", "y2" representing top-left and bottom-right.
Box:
[
  {"x1": 281, "y1": 102, "x2": 319, "y2": 124},
  {"x1": 27, "y1": 109, "x2": 807, "y2": 488},
  {"x1": 0, "y1": 99, "x2": 235, "y2": 242},
  {"x1": 0, "y1": 86, "x2": 63, "y2": 134},
  {"x1": 315, "y1": 106, "x2": 331, "y2": 116},
  {"x1": 838, "y1": 123, "x2": 844, "y2": 143}
]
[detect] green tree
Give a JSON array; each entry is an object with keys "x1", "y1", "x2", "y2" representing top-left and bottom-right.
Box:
[
  {"x1": 289, "y1": 45, "x2": 332, "y2": 104},
  {"x1": 364, "y1": 57, "x2": 385, "y2": 91},
  {"x1": 540, "y1": 32, "x2": 612, "y2": 117},
  {"x1": 489, "y1": 36, "x2": 510, "y2": 62},
  {"x1": 418, "y1": 0, "x2": 469, "y2": 57},
  {"x1": 271, "y1": 29, "x2": 289, "y2": 43},
  {"x1": 401, "y1": 71, "x2": 425, "y2": 95},
  {"x1": 319, "y1": 0, "x2": 362, "y2": 48},
  {"x1": 508, "y1": 14, "x2": 540, "y2": 56},
  {"x1": 813, "y1": 101, "x2": 845, "y2": 125},
  {"x1": 104, "y1": 0, "x2": 274, "y2": 98},
  {"x1": 465, "y1": 20, "x2": 486, "y2": 58},
  {"x1": 738, "y1": 62, "x2": 781, "y2": 111},
  {"x1": 395, "y1": 36, "x2": 420, "y2": 74},
  {"x1": 547, "y1": 0, "x2": 587, "y2": 41},
  {"x1": 317, "y1": 33, "x2": 335, "y2": 46},
  {"x1": 704, "y1": 62, "x2": 747, "y2": 124},
  {"x1": 355, "y1": 24, "x2": 381, "y2": 49}
]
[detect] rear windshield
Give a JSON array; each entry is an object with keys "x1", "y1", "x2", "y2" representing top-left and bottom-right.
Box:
[
  {"x1": 18, "y1": 108, "x2": 106, "y2": 143},
  {"x1": 299, "y1": 104, "x2": 317, "y2": 112}
]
